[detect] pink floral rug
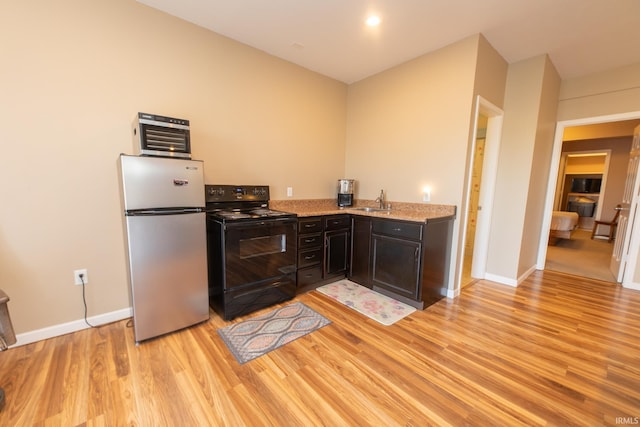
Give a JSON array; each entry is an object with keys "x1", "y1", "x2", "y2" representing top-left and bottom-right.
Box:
[{"x1": 316, "y1": 280, "x2": 416, "y2": 326}]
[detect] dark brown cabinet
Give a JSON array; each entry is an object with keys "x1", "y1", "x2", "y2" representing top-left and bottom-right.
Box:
[
  {"x1": 371, "y1": 232, "x2": 421, "y2": 299},
  {"x1": 297, "y1": 217, "x2": 323, "y2": 289},
  {"x1": 349, "y1": 215, "x2": 371, "y2": 287},
  {"x1": 324, "y1": 215, "x2": 350, "y2": 279},
  {"x1": 368, "y1": 216, "x2": 453, "y2": 309},
  {"x1": 297, "y1": 212, "x2": 454, "y2": 308},
  {"x1": 296, "y1": 214, "x2": 350, "y2": 292}
]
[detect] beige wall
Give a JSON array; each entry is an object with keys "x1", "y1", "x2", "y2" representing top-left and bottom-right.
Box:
[
  {"x1": 558, "y1": 63, "x2": 640, "y2": 121},
  {"x1": 564, "y1": 155, "x2": 606, "y2": 174},
  {"x1": 0, "y1": 0, "x2": 347, "y2": 334},
  {"x1": 345, "y1": 35, "x2": 479, "y2": 205},
  {"x1": 345, "y1": 34, "x2": 508, "y2": 294},
  {"x1": 486, "y1": 55, "x2": 560, "y2": 282},
  {"x1": 564, "y1": 120, "x2": 640, "y2": 141},
  {"x1": 519, "y1": 57, "x2": 561, "y2": 278}
]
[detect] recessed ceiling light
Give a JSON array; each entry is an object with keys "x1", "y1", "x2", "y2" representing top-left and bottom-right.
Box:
[{"x1": 366, "y1": 15, "x2": 381, "y2": 27}]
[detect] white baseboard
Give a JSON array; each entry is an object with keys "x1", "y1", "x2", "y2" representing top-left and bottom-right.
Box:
[
  {"x1": 484, "y1": 264, "x2": 537, "y2": 288},
  {"x1": 10, "y1": 307, "x2": 132, "y2": 348},
  {"x1": 518, "y1": 265, "x2": 537, "y2": 284},
  {"x1": 484, "y1": 273, "x2": 518, "y2": 287},
  {"x1": 623, "y1": 282, "x2": 640, "y2": 291}
]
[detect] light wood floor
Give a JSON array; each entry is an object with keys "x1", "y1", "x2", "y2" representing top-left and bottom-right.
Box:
[{"x1": 1, "y1": 270, "x2": 639, "y2": 426}]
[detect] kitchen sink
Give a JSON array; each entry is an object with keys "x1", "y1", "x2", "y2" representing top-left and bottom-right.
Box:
[{"x1": 352, "y1": 207, "x2": 392, "y2": 213}]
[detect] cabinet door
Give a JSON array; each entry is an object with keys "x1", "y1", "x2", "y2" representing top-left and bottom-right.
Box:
[
  {"x1": 371, "y1": 234, "x2": 420, "y2": 299},
  {"x1": 350, "y1": 216, "x2": 371, "y2": 287},
  {"x1": 325, "y1": 229, "x2": 350, "y2": 278}
]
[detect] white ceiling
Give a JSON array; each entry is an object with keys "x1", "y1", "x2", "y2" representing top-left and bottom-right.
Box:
[{"x1": 137, "y1": 0, "x2": 640, "y2": 84}]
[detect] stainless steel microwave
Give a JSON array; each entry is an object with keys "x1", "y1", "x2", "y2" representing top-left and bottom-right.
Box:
[{"x1": 132, "y1": 112, "x2": 191, "y2": 159}]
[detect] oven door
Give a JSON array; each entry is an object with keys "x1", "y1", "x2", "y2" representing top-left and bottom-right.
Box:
[{"x1": 224, "y1": 218, "x2": 297, "y2": 289}]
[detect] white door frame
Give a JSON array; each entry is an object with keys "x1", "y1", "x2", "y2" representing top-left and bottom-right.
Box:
[
  {"x1": 455, "y1": 96, "x2": 503, "y2": 293},
  {"x1": 620, "y1": 125, "x2": 640, "y2": 290},
  {"x1": 537, "y1": 111, "x2": 640, "y2": 282}
]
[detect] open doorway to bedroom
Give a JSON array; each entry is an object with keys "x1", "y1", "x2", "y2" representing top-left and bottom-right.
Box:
[{"x1": 543, "y1": 120, "x2": 639, "y2": 282}]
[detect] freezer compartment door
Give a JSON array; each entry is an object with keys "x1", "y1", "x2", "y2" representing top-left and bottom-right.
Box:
[
  {"x1": 120, "y1": 154, "x2": 205, "y2": 210},
  {"x1": 125, "y1": 212, "x2": 209, "y2": 342}
]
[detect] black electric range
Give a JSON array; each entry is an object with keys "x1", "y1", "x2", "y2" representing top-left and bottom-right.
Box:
[{"x1": 204, "y1": 185, "x2": 298, "y2": 320}]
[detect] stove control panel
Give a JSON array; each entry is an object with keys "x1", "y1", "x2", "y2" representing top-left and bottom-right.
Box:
[{"x1": 205, "y1": 184, "x2": 270, "y2": 203}]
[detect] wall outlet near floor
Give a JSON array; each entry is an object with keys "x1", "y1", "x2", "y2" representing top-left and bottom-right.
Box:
[
  {"x1": 74, "y1": 269, "x2": 88, "y2": 285},
  {"x1": 287, "y1": 187, "x2": 293, "y2": 197}
]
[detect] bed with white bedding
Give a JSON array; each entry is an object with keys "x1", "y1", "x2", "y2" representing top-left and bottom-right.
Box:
[{"x1": 549, "y1": 211, "x2": 579, "y2": 240}]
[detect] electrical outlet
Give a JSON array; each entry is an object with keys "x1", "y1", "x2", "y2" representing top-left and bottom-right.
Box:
[
  {"x1": 287, "y1": 187, "x2": 293, "y2": 197},
  {"x1": 74, "y1": 269, "x2": 88, "y2": 285}
]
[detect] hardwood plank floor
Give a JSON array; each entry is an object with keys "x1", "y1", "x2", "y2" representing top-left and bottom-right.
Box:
[{"x1": 1, "y1": 270, "x2": 639, "y2": 426}]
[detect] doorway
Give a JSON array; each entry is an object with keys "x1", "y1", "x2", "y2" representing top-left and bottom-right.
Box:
[
  {"x1": 538, "y1": 114, "x2": 640, "y2": 285},
  {"x1": 545, "y1": 149, "x2": 616, "y2": 281},
  {"x1": 461, "y1": 115, "x2": 487, "y2": 286},
  {"x1": 457, "y1": 96, "x2": 503, "y2": 292}
]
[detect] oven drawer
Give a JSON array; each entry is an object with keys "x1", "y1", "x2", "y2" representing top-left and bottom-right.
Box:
[
  {"x1": 298, "y1": 232, "x2": 322, "y2": 249},
  {"x1": 298, "y1": 217, "x2": 323, "y2": 234},
  {"x1": 221, "y1": 275, "x2": 296, "y2": 320},
  {"x1": 298, "y1": 247, "x2": 322, "y2": 268},
  {"x1": 297, "y1": 265, "x2": 323, "y2": 288}
]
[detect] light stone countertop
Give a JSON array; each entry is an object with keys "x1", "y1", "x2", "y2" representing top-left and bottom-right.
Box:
[{"x1": 269, "y1": 199, "x2": 456, "y2": 223}]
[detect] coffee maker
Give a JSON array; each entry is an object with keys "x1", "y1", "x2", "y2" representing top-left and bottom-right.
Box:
[{"x1": 337, "y1": 179, "x2": 355, "y2": 207}]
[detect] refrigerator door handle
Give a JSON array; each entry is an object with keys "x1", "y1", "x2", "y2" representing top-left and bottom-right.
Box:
[{"x1": 126, "y1": 208, "x2": 203, "y2": 216}]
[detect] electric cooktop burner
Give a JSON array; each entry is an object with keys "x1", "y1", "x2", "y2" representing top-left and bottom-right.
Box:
[
  {"x1": 213, "y1": 208, "x2": 291, "y2": 220},
  {"x1": 204, "y1": 184, "x2": 296, "y2": 223}
]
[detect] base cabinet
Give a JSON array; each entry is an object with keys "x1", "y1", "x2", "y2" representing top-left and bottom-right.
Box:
[
  {"x1": 349, "y1": 215, "x2": 371, "y2": 287},
  {"x1": 297, "y1": 213, "x2": 454, "y2": 308},
  {"x1": 324, "y1": 215, "x2": 351, "y2": 279},
  {"x1": 371, "y1": 234, "x2": 421, "y2": 299},
  {"x1": 297, "y1": 215, "x2": 350, "y2": 292},
  {"x1": 368, "y1": 216, "x2": 453, "y2": 309}
]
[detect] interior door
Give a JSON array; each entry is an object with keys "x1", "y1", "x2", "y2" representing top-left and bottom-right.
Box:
[{"x1": 610, "y1": 125, "x2": 640, "y2": 280}]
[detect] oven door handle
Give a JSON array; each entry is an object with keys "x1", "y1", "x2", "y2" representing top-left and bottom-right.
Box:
[{"x1": 224, "y1": 217, "x2": 296, "y2": 229}]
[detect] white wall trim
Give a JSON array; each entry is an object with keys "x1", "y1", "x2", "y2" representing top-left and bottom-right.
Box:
[
  {"x1": 456, "y1": 95, "x2": 504, "y2": 292},
  {"x1": 484, "y1": 273, "x2": 518, "y2": 287},
  {"x1": 446, "y1": 287, "x2": 460, "y2": 298},
  {"x1": 518, "y1": 264, "x2": 538, "y2": 284},
  {"x1": 8, "y1": 307, "x2": 132, "y2": 348},
  {"x1": 484, "y1": 264, "x2": 537, "y2": 288}
]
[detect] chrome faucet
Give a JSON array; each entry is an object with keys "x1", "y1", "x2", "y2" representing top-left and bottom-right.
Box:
[{"x1": 375, "y1": 189, "x2": 385, "y2": 209}]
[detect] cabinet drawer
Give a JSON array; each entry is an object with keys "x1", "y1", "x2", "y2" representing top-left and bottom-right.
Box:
[
  {"x1": 297, "y1": 265, "x2": 323, "y2": 288},
  {"x1": 324, "y1": 215, "x2": 350, "y2": 231},
  {"x1": 299, "y1": 232, "x2": 322, "y2": 249},
  {"x1": 298, "y1": 218, "x2": 323, "y2": 234},
  {"x1": 372, "y1": 219, "x2": 423, "y2": 241},
  {"x1": 298, "y1": 247, "x2": 322, "y2": 268}
]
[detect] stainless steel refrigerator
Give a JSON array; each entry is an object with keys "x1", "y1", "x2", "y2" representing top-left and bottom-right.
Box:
[{"x1": 119, "y1": 154, "x2": 209, "y2": 342}]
